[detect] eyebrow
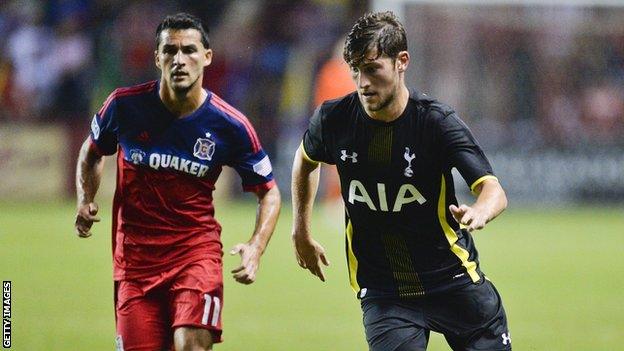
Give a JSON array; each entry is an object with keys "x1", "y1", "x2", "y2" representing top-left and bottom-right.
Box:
[
  {"x1": 162, "y1": 43, "x2": 198, "y2": 50},
  {"x1": 360, "y1": 61, "x2": 381, "y2": 68}
]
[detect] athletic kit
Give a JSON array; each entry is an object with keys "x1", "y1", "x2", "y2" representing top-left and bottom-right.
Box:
[
  {"x1": 302, "y1": 90, "x2": 511, "y2": 350},
  {"x1": 90, "y1": 80, "x2": 275, "y2": 350}
]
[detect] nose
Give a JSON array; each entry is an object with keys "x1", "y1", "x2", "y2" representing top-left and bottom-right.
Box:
[
  {"x1": 173, "y1": 50, "x2": 184, "y2": 66},
  {"x1": 357, "y1": 73, "x2": 370, "y2": 89}
]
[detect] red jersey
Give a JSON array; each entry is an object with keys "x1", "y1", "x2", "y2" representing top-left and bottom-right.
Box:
[{"x1": 89, "y1": 81, "x2": 275, "y2": 280}]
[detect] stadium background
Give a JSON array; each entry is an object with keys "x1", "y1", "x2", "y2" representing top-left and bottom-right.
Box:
[{"x1": 0, "y1": 0, "x2": 622, "y2": 350}]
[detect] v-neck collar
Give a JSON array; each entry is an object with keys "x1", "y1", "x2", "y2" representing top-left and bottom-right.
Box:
[{"x1": 153, "y1": 81, "x2": 212, "y2": 123}]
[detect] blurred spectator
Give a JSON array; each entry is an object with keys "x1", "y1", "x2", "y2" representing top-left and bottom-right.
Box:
[
  {"x1": 50, "y1": 8, "x2": 93, "y2": 120},
  {"x1": 313, "y1": 39, "x2": 353, "y2": 205},
  {"x1": 0, "y1": 4, "x2": 14, "y2": 120},
  {"x1": 7, "y1": 0, "x2": 57, "y2": 120},
  {"x1": 314, "y1": 40, "x2": 354, "y2": 106},
  {"x1": 0, "y1": 57, "x2": 14, "y2": 121},
  {"x1": 113, "y1": 1, "x2": 170, "y2": 84},
  {"x1": 581, "y1": 83, "x2": 624, "y2": 143}
]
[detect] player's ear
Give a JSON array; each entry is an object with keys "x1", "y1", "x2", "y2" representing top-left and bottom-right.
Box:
[
  {"x1": 396, "y1": 51, "x2": 409, "y2": 73},
  {"x1": 155, "y1": 49, "x2": 161, "y2": 70},
  {"x1": 204, "y1": 48, "x2": 213, "y2": 68}
]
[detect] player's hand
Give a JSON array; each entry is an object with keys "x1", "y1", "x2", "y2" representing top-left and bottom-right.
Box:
[
  {"x1": 230, "y1": 242, "x2": 262, "y2": 285},
  {"x1": 292, "y1": 234, "x2": 330, "y2": 282},
  {"x1": 449, "y1": 204, "x2": 488, "y2": 232},
  {"x1": 75, "y1": 202, "x2": 101, "y2": 238}
]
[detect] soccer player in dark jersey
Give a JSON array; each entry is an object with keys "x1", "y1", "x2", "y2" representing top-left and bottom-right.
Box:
[
  {"x1": 292, "y1": 11, "x2": 511, "y2": 351},
  {"x1": 74, "y1": 13, "x2": 280, "y2": 351}
]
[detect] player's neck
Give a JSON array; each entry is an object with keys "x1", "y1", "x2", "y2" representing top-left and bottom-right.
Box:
[
  {"x1": 365, "y1": 85, "x2": 410, "y2": 123},
  {"x1": 159, "y1": 81, "x2": 208, "y2": 118}
]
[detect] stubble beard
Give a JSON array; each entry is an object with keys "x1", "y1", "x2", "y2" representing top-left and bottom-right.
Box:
[
  {"x1": 371, "y1": 91, "x2": 395, "y2": 112},
  {"x1": 367, "y1": 76, "x2": 400, "y2": 112},
  {"x1": 170, "y1": 74, "x2": 199, "y2": 96},
  {"x1": 363, "y1": 89, "x2": 395, "y2": 112}
]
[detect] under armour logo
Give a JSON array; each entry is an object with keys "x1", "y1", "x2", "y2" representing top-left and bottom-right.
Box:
[
  {"x1": 501, "y1": 332, "x2": 511, "y2": 345},
  {"x1": 403, "y1": 147, "x2": 416, "y2": 177},
  {"x1": 340, "y1": 150, "x2": 358, "y2": 163}
]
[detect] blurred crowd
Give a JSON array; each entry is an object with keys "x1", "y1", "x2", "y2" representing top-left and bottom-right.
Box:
[
  {"x1": 405, "y1": 4, "x2": 624, "y2": 150},
  {"x1": 0, "y1": 0, "x2": 364, "y2": 158},
  {"x1": 1, "y1": 0, "x2": 93, "y2": 122},
  {"x1": 1, "y1": 1, "x2": 623, "y2": 200}
]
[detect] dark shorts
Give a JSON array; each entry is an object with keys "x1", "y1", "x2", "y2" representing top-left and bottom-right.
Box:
[
  {"x1": 361, "y1": 279, "x2": 511, "y2": 351},
  {"x1": 115, "y1": 258, "x2": 223, "y2": 351}
]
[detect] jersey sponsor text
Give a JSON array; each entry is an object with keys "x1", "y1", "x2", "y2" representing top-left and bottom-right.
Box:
[
  {"x1": 148, "y1": 153, "x2": 209, "y2": 177},
  {"x1": 347, "y1": 180, "x2": 427, "y2": 212}
]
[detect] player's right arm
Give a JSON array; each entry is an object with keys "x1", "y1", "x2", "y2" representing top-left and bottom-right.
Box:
[
  {"x1": 291, "y1": 104, "x2": 335, "y2": 282},
  {"x1": 74, "y1": 93, "x2": 119, "y2": 238},
  {"x1": 291, "y1": 144, "x2": 330, "y2": 282},
  {"x1": 74, "y1": 138, "x2": 104, "y2": 238}
]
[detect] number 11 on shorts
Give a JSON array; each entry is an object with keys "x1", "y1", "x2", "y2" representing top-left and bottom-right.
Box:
[{"x1": 202, "y1": 293, "x2": 221, "y2": 326}]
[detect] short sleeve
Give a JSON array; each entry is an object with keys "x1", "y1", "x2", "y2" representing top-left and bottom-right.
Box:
[
  {"x1": 89, "y1": 93, "x2": 119, "y2": 156},
  {"x1": 228, "y1": 122, "x2": 276, "y2": 193},
  {"x1": 302, "y1": 104, "x2": 334, "y2": 164},
  {"x1": 437, "y1": 112, "x2": 495, "y2": 190}
]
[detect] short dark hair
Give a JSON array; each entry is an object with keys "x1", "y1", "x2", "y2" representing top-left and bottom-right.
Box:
[
  {"x1": 343, "y1": 11, "x2": 407, "y2": 67},
  {"x1": 155, "y1": 13, "x2": 210, "y2": 50}
]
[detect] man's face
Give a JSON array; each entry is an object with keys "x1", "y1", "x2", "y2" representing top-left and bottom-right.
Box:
[
  {"x1": 350, "y1": 48, "x2": 406, "y2": 112},
  {"x1": 155, "y1": 28, "x2": 212, "y2": 93}
]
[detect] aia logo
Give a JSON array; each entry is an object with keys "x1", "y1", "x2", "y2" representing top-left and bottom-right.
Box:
[{"x1": 136, "y1": 131, "x2": 150, "y2": 143}]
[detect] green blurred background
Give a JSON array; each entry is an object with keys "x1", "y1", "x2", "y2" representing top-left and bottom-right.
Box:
[{"x1": 1, "y1": 201, "x2": 622, "y2": 350}]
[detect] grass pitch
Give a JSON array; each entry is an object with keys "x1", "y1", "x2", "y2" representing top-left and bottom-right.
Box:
[{"x1": 0, "y1": 200, "x2": 622, "y2": 350}]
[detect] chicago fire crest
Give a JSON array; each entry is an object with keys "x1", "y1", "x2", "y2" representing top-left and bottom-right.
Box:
[
  {"x1": 193, "y1": 133, "x2": 216, "y2": 161},
  {"x1": 129, "y1": 149, "x2": 146, "y2": 165}
]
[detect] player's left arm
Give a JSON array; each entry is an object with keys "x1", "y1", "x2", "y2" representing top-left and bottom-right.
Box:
[
  {"x1": 230, "y1": 185, "x2": 281, "y2": 284},
  {"x1": 438, "y1": 110, "x2": 508, "y2": 231},
  {"x1": 449, "y1": 178, "x2": 507, "y2": 232},
  {"x1": 225, "y1": 106, "x2": 282, "y2": 284}
]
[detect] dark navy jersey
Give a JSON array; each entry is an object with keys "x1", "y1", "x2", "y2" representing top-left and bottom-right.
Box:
[
  {"x1": 89, "y1": 80, "x2": 275, "y2": 280},
  {"x1": 302, "y1": 90, "x2": 497, "y2": 298}
]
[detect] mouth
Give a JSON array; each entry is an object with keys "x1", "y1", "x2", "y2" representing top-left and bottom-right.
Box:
[
  {"x1": 172, "y1": 71, "x2": 188, "y2": 79},
  {"x1": 361, "y1": 91, "x2": 377, "y2": 99}
]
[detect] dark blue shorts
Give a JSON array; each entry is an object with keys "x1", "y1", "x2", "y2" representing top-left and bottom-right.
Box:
[{"x1": 361, "y1": 279, "x2": 511, "y2": 351}]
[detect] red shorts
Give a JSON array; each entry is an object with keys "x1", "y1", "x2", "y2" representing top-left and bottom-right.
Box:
[{"x1": 114, "y1": 257, "x2": 223, "y2": 351}]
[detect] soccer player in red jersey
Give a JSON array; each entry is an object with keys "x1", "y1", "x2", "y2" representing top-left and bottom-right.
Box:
[{"x1": 74, "y1": 13, "x2": 281, "y2": 351}]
